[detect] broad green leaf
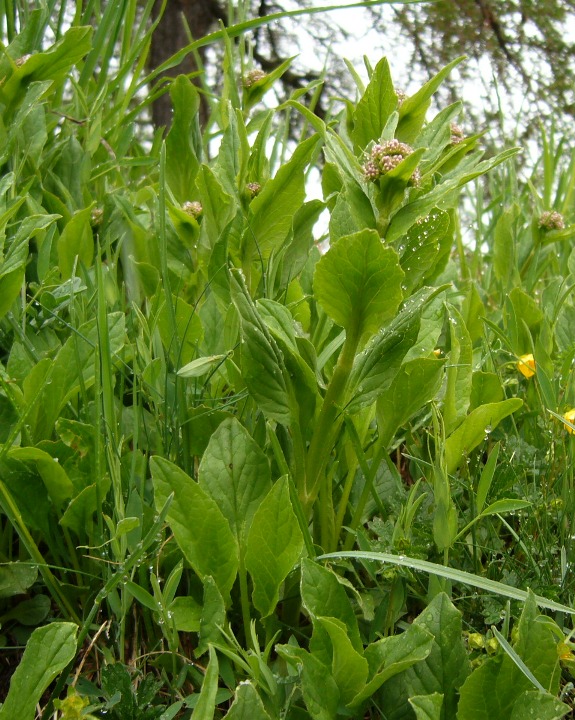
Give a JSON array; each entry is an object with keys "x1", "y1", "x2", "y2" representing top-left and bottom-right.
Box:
[
  {"x1": 224, "y1": 681, "x2": 272, "y2": 720},
  {"x1": 399, "y1": 209, "x2": 451, "y2": 294},
  {"x1": 193, "y1": 646, "x2": 220, "y2": 720},
  {"x1": 197, "y1": 164, "x2": 235, "y2": 244},
  {"x1": 0, "y1": 266, "x2": 25, "y2": 319},
  {"x1": 231, "y1": 271, "x2": 292, "y2": 424},
  {"x1": 493, "y1": 205, "x2": 519, "y2": 286},
  {"x1": 329, "y1": 179, "x2": 376, "y2": 242},
  {"x1": 352, "y1": 622, "x2": 434, "y2": 707},
  {"x1": 151, "y1": 457, "x2": 239, "y2": 601},
  {"x1": 257, "y1": 299, "x2": 319, "y2": 431},
  {"x1": 396, "y1": 57, "x2": 465, "y2": 144},
  {"x1": 7, "y1": 447, "x2": 73, "y2": 507},
  {"x1": 300, "y1": 558, "x2": 362, "y2": 652},
  {"x1": 59, "y1": 478, "x2": 111, "y2": 537},
  {"x1": 376, "y1": 357, "x2": 444, "y2": 447},
  {"x1": 169, "y1": 596, "x2": 202, "y2": 632},
  {"x1": 509, "y1": 691, "x2": 570, "y2": 720},
  {"x1": 0, "y1": 622, "x2": 77, "y2": 720},
  {"x1": 245, "y1": 476, "x2": 304, "y2": 617},
  {"x1": 409, "y1": 693, "x2": 443, "y2": 720},
  {"x1": 351, "y1": 57, "x2": 398, "y2": 151},
  {"x1": 247, "y1": 134, "x2": 321, "y2": 259},
  {"x1": 444, "y1": 399, "x2": 523, "y2": 473},
  {"x1": 165, "y1": 75, "x2": 201, "y2": 203},
  {"x1": 186, "y1": 406, "x2": 234, "y2": 457},
  {"x1": 386, "y1": 147, "x2": 521, "y2": 242},
  {"x1": 449, "y1": 592, "x2": 563, "y2": 720},
  {"x1": 57, "y1": 207, "x2": 93, "y2": 280},
  {"x1": 347, "y1": 286, "x2": 447, "y2": 413},
  {"x1": 469, "y1": 371, "x2": 504, "y2": 410},
  {"x1": 1, "y1": 594, "x2": 51, "y2": 626},
  {"x1": 1, "y1": 26, "x2": 93, "y2": 109},
  {"x1": 197, "y1": 576, "x2": 226, "y2": 657},
  {"x1": 0, "y1": 563, "x2": 37, "y2": 598},
  {"x1": 443, "y1": 306, "x2": 472, "y2": 436},
  {"x1": 275, "y1": 643, "x2": 340, "y2": 720},
  {"x1": 317, "y1": 616, "x2": 369, "y2": 707},
  {"x1": 313, "y1": 229, "x2": 404, "y2": 339},
  {"x1": 198, "y1": 417, "x2": 271, "y2": 546},
  {"x1": 394, "y1": 592, "x2": 469, "y2": 719}
]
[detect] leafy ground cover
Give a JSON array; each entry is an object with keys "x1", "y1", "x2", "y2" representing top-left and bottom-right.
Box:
[{"x1": 1, "y1": 3, "x2": 575, "y2": 719}]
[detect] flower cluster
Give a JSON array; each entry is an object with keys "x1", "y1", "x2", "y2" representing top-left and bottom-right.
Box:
[
  {"x1": 182, "y1": 201, "x2": 203, "y2": 219},
  {"x1": 538, "y1": 210, "x2": 565, "y2": 231},
  {"x1": 90, "y1": 207, "x2": 104, "y2": 228},
  {"x1": 450, "y1": 123, "x2": 465, "y2": 145},
  {"x1": 246, "y1": 182, "x2": 262, "y2": 198},
  {"x1": 362, "y1": 139, "x2": 421, "y2": 185},
  {"x1": 243, "y1": 69, "x2": 266, "y2": 88},
  {"x1": 517, "y1": 353, "x2": 535, "y2": 378}
]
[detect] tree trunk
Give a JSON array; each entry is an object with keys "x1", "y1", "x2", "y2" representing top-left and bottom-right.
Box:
[{"x1": 150, "y1": 0, "x2": 224, "y2": 128}]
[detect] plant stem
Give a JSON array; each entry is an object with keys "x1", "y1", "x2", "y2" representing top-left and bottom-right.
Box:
[
  {"x1": 303, "y1": 327, "x2": 359, "y2": 515},
  {"x1": 238, "y1": 553, "x2": 253, "y2": 651}
]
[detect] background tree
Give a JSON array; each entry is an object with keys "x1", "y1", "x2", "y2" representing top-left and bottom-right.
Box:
[{"x1": 149, "y1": 0, "x2": 575, "y2": 149}]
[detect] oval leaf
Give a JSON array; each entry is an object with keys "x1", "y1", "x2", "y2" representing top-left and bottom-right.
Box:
[{"x1": 313, "y1": 229, "x2": 404, "y2": 339}]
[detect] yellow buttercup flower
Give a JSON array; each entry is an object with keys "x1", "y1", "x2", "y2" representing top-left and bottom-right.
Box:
[
  {"x1": 517, "y1": 353, "x2": 536, "y2": 378},
  {"x1": 563, "y1": 409, "x2": 575, "y2": 434}
]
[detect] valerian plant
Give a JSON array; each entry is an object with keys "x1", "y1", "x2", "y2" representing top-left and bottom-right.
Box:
[{"x1": 0, "y1": 2, "x2": 574, "y2": 719}]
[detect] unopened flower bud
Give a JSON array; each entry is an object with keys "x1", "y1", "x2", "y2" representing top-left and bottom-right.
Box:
[
  {"x1": 467, "y1": 633, "x2": 484, "y2": 650},
  {"x1": 396, "y1": 89, "x2": 407, "y2": 106},
  {"x1": 538, "y1": 210, "x2": 565, "y2": 231},
  {"x1": 15, "y1": 54, "x2": 32, "y2": 67},
  {"x1": 91, "y1": 208, "x2": 104, "y2": 227},
  {"x1": 450, "y1": 123, "x2": 465, "y2": 144},
  {"x1": 243, "y1": 69, "x2": 266, "y2": 88},
  {"x1": 182, "y1": 201, "x2": 203, "y2": 219},
  {"x1": 246, "y1": 182, "x2": 261, "y2": 198}
]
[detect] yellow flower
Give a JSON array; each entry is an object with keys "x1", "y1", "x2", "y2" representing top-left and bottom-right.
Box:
[
  {"x1": 563, "y1": 409, "x2": 575, "y2": 434},
  {"x1": 558, "y1": 641, "x2": 575, "y2": 662},
  {"x1": 517, "y1": 353, "x2": 536, "y2": 378}
]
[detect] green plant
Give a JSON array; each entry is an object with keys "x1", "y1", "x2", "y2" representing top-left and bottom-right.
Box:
[{"x1": 0, "y1": 2, "x2": 574, "y2": 719}]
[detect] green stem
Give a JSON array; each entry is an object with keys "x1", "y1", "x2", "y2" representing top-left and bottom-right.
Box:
[
  {"x1": 238, "y1": 553, "x2": 253, "y2": 651},
  {"x1": 303, "y1": 328, "x2": 359, "y2": 514}
]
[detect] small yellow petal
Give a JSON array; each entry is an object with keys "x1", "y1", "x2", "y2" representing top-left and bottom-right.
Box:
[
  {"x1": 563, "y1": 409, "x2": 575, "y2": 434},
  {"x1": 517, "y1": 353, "x2": 536, "y2": 378}
]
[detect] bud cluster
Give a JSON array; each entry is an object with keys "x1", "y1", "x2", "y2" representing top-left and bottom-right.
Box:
[
  {"x1": 362, "y1": 139, "x2": 421, "y2": 186},
  {"x1": 182, "y1": 201, "x2": 203, "y2": 219},
  {"x1": 246, "y1": 182, "x2": 262, "y2": 198},
  {"x1": 243, "y1": 69, "x2": 267, "y2": 88},
  {"x1": 538, "y1": 210, "x2": 565, "y2": 231},
  {"x1": 450, "y1": 123, "x2": 465, "y2": 145}
]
